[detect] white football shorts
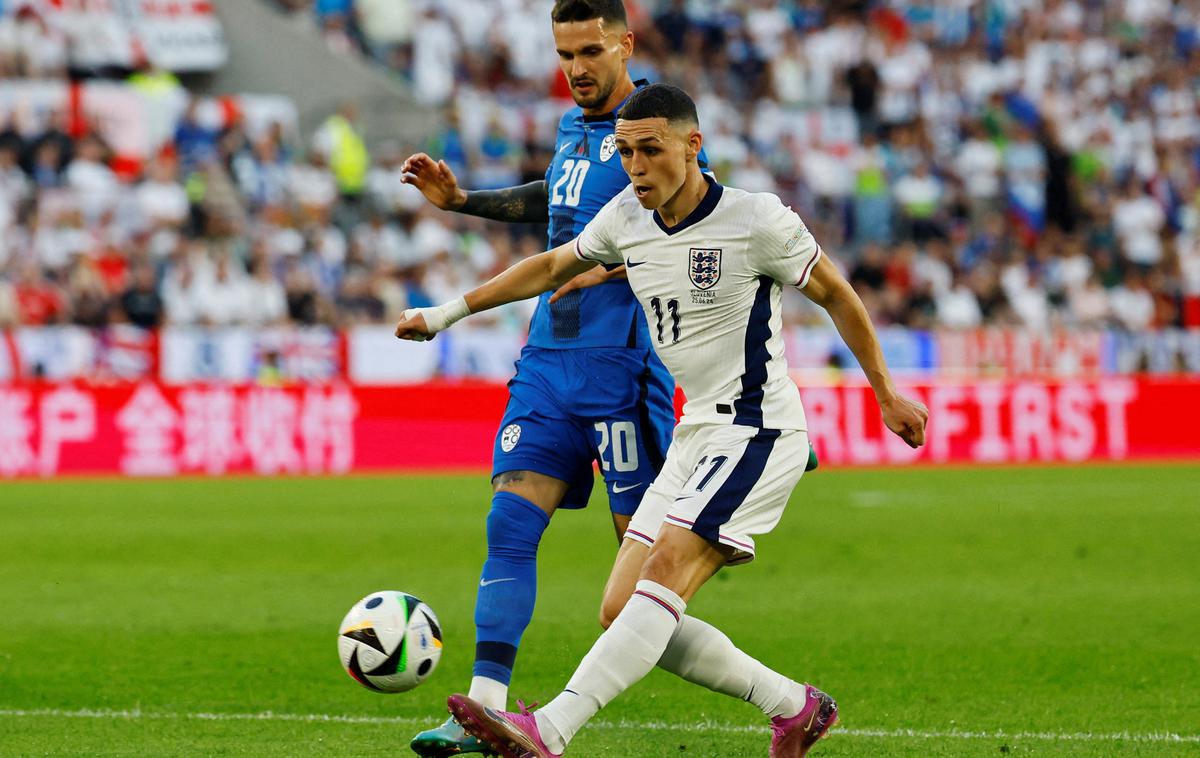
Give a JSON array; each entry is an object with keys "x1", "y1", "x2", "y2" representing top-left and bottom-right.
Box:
[{"x1": 624, "y1": 423, "x2": 809, "y2": 564}]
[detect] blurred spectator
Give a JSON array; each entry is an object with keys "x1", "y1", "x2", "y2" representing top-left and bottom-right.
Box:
[
  {"x1": 935, "y1": 271, "x2": 983, "y2": 330},
  {"x1": 193, "y1": 253, "x2": 248, "y2": 326},
  {"x1": 769, "y1": 31, "x2": 812, "y2": 108},
  {"x1": 874, "y1": 27, "x2": 930, "y2": 126},
  {"x1": 745, "y1": 0, "x2": 791, "y2": 60},
  {"x1": 410, "y1": 4, "x2": 457, "y2": 105},
  {"x1": 137, "y1": 159, "x2": 190, "y2": 259},
  {"x1": 1004, "y1": 123, "x2": 1048, "y2": 237},
  {"x1": 353, "y1": 210, "x2": 410, "y2": 269},
  {"x1": 313, "y1": 103, "x2": 369, "y2": 205},
  {"x1": 729, "y1": 152, "x2": 775, "y2": 195},
  {"x1": 119, "y1": 264, "x2": 165, "y2": 329},
  {"x1": 335, "y1": 265, "x2": 385, "y2": 325},
  {"x1": 244, "y1": 257, "x2": 289, "y2": 326},
  {"x1": 317, "y1": 0, "x2": 357, "y2": 54},
  {"x1": 127, "y1": 56, "x2": 183, "y2": 97},
  {"x1": 1113, "y1": 177, "x2": 1166, "y2": 268},
  {"x1": 425, "y1": 107, "x2": 469, "y2": 185},
  {"x1": 65, "y1": 135, "x2": 118, "y2": 226},
  {"x1": 0, "y1": 140, "x2": 30, "y2": 213},
  {"x1": 1, "y1": 3, "x2": 68, "y2": 79},
  {"x1": 850, "y1": 243, "x2": 887, "y2": 292},
  {"x1": 366, "y1": 141, "x2": 424, "y2": 215},
  {"x1": 473, "y1": 117, "x2": 522, "y2": 191},
  {"x1": 1109, "y1": 272, "x2": 1157, "y2": 331},
  {"x1": 1068, "y1": 273, "x2": 1111, "y2": 329},
  {"x1": 953, "y1": 121, "x2": 1002, "y2": 222},
  {"x1": 33, "y1": 197, "x2": 89, "y2": 270},
  {"x1": 234, "y1": 136, "x2": 290, "y2": 210},
  {"x1": 1041, "y1": 122, "x2": 1077, "y2": 233},
  {"x1": 844, "y1": 55, "x2": 880, "y2": 133},
  {"x1": 1179, "y1": 218, "x2": 1200, "y2": 328},
  {"x1": 0, "y1": 277, "x2": 18, "y2": 327},
  {"x1": 356, "y1": 0, "x2": 413, "y2": 62},
  {"x1": 28, "y1": 139, "x2": 66, "y2": 189},
  {"x1": 66, "y1": 261, "x2": 111, "y2": 328},
  {"x1": 288, "y1": 150, "x2": 339, "y2": 217},
  {"x1": 284, "y1": 260, "x2": 322, "y2": 325},
  {"x1": 851, "y1": 131, "x2": 891, "y2": 244},
  {"x1": 654, "y1": 0, "x2": 693, "y2": 54},
  {"x1": 308, "y1": 219, "x2": 349, "y2": 270},
  {"x1": 162, "y1": 243, "x2": 210, "y2": 325},
  {"x1": 14, "y1": 262, "x2": 65, "y2": 325},
  {"x1": 892, "y1": 161, "x2": 943, "y2": 242},
  {"x1": 1147, "y1": 269, "x2": 1179, "y2": 328},
  {"x1": 174, "y1": 99, "x2": 221, "y2": 174}
]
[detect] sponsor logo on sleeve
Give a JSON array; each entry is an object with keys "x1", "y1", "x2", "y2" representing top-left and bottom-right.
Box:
[{"x1": 784, "y1": 224, "x2": 808, "y2": 254}]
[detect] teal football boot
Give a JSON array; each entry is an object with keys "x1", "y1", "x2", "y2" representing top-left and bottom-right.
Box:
[
  {"x1": 805, "y1": 443, "x2": 819, "y2": 472},
  {"x1": 410, "y1": 717, "x2": 496, "y2": 756}
]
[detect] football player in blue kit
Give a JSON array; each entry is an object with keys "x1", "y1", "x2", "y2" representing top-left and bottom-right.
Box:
[{"x1": 402, "y1": 2, "x2": 706, "y2": 754}]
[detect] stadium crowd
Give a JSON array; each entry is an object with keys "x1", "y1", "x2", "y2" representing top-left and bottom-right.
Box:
[{"x1": 2, "y1": 0, "x2": 1200, "y2": 334}]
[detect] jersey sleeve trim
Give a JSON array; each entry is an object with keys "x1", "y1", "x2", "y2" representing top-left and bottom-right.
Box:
[
  {"x1": 575, "y1": 238, "x2": 622, "y2": 271},
  {"x1": 574, "y1": 238, "x2": 595, "y2": 262},
  {"x1": 794, "y1": 245, "x2": 823, "y2": 289}
]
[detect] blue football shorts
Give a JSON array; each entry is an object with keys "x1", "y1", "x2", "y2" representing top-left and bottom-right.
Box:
[{"x1": 491, "y1": 345, "x2": 675, "y2": 516}]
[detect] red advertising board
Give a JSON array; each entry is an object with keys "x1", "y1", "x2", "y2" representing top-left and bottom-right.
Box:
[
  {"x1": 0, "y1": 378, "x2": 1196, "y2": 479},
  {"x1": 800, "y1": 378, "x2": 1197, "y2": 465}
]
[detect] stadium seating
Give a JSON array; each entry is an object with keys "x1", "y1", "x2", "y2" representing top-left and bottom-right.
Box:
[{"x1": 1, "y1": 0, "x2": 1199, "y2": 384}]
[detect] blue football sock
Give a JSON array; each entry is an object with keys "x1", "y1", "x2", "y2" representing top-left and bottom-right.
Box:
[{"x1": 472, "y1": 491, "x2": 550, "y2": 685}]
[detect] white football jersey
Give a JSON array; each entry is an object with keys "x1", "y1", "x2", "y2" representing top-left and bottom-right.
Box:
[{"x1": 575, "y1": 177, "x2": 821, "y2": 430}]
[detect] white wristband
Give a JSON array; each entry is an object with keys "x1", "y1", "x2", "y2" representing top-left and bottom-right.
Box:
[{"x1": 404, "y1": 296, "x2": 470, "y2": 340}]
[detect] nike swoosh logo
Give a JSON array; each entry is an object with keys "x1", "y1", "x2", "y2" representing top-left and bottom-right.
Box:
[
  {"x1": 803, "y1": 710, "x2": 817, "y2": 731},
  {"x1": 626, "y1": 260, "x2": 647, "y2": 267},
  {"x1": 479, "y1": 577, "x2": 517, "y2": 587},
  {"x1": 559, "y1": 142, "x2": 572, "y2": 154},
  {"x1": 612, "y1": 483, "x2": 643, "y2": 494}
]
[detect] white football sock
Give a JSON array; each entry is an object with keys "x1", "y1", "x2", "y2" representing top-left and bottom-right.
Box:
[
  {"x1": 658, "y1": 615, "x2": 807, "y2": 719},
  {"x1": 535, "y1": 580, "x2": 686, "y2": 752},
  {"x1": 467, "y1": 676, "x2": 508, "y2": 711}
]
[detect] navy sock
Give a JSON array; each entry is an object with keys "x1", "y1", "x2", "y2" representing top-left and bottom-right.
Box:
[{"x1": 472, "y1": 491, "x2": 550, "y2": 685}]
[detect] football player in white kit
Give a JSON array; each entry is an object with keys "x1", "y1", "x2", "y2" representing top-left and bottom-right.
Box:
[{"x1": 395, "y1": 83, "x2": 928, "y2": 758}]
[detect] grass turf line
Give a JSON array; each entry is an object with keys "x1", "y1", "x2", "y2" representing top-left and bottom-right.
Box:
[{"x1": 1, "y1": 465, "x2": 1198, "y2": 756}]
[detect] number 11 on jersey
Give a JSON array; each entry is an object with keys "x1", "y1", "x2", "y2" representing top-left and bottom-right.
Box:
[{"x1": 650, "y1": 297, "x2": 681, "y2": 344}]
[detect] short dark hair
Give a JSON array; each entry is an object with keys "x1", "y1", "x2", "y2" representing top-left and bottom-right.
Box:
[
  {"x1": 551, "y1": 0, "x2": 627, "y2": 26},
  {"x1": 617, "y1": 83, "x2": 698, "y2": 126}
]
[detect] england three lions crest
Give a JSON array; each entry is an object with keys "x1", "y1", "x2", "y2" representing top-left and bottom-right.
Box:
[{"x1": 688, "y1": 248, "x2": 722, "y2": 290}]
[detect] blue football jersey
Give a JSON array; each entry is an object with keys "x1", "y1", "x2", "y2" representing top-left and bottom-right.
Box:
[{"x1": 526, "y1": 83, "x2": 709, "y2": 350}]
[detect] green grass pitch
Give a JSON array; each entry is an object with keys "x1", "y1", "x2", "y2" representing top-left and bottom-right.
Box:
[{"x1": 2, "y1": 464, "x2": 1198, "y2": 756}]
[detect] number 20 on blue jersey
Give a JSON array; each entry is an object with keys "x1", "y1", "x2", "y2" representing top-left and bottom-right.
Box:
[{"x1": 551, "y1": 159, "x2": 591, "y2": 207}]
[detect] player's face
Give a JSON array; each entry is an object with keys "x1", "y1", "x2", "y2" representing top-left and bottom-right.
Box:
[
  {"x1": 615, "y1": 117, "x2": 701, "y2": 210},
  {"x1": 552, "y1": 18, "x2": 633, "y2": 111}
]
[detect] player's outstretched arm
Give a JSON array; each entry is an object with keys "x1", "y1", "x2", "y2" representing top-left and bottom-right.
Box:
[
  {"x1": 401, "y1": 153, "x2": 550, "y2": 222},
  {"x1": 394, "y1": 241, "x2": 595, "y2": 341},
  {"x1": 801, "y1": 255, "x2": 929, "y2": 448},
  {"x1": 548, "y1": 264, "x2": 626, "y2": 303}
]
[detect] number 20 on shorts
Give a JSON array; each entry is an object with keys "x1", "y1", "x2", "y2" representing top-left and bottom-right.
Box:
[{"x1": 594, "y1": 421, "x2": 639, "y2": 472}]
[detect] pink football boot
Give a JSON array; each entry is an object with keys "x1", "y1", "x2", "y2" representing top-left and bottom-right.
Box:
[
  {"x1": 447, "y1": 694, "x2": 562, "y2": 758},
  {"x1": 769, "y1": 684, "x2": 839, "y2": 758}
]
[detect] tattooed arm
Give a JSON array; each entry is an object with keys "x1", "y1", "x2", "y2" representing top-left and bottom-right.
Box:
[
  {"x1": 460, "y1": 181, "x2": 550, "y2": 223},
  {"x1": 402, "y1": 152, "x2": 550, "y2": 223}
]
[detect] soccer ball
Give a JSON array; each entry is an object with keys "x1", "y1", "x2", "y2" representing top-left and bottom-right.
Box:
[{"x1": 338, "y1": 591, "x2": 443, "y2": 693}]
